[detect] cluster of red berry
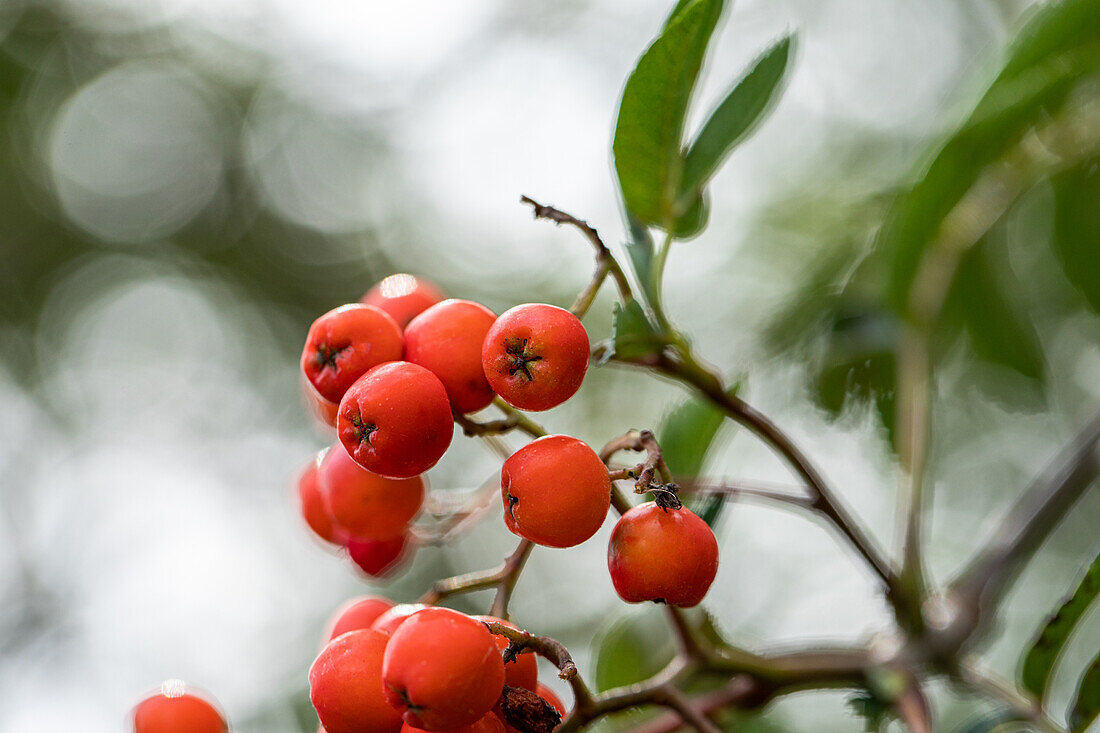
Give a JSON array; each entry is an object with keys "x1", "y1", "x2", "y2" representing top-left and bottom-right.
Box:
[
  {"x1": 311, "y1": 597, "x2": 565, "y2": 733},
  {"x1": 129, "y1": 273, "x2": 720, "y2": 732}
]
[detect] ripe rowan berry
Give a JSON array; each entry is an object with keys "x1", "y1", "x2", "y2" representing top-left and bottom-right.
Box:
[
  {"x1": 362, "y1": 274, "x2": 446, "y2": 329},
  {"x1": 370, "y1": 603, "x2": 429, "y2": 635},
  {"x1": 405, "y1": 299, "x2": 498, "y2": 414},
  {"x1": 319, "y1": 442, "x2": 424, "y2": 540},
  {"x1": 338, "y1": 362, "x2": 453, "y2": 479},
  {"x1": 472, "y1": 615, "x2": 537, "y2": 691},
  {"x1": 347, "y1": 533, "x2": 412, "y2": 577},
  {"x1": 500, "y1": 435, "x2": 611, "y2": 548},
  {"x1": 382, "y1": 607, "x2": 505, "y2": 731},
  {"x1": 400, "y1": 712, "x2": 504, "y2": 733},
  {"x1": 302, "y1": 304, "x2": 405, "y2": 405},
  {"x1": 132, "y1": 680, "x2": 227, "y2": 733},
  {"x1": 607, "y1": 502, "x2": 719, "y2": 608},
  {"x1": 325, "y1": 596, "x2": 394, "y2": 641},
  {"x1": 298, "y1": 452, "x2": 341, "y2": 546},
  {"x1": 310, "y1": 629, "x2": 403, "y2": 733},
  {"x1": 481, "y1": 304, "x2": 589, "y2": 411}
]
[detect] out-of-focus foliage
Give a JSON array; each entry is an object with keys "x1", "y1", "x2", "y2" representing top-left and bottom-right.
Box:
[{"x1": 1020, "y1": 552, "x2": 1099, "y2": 702}]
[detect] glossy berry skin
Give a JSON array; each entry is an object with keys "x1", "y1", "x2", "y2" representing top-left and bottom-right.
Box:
[
  {"x1": 500, "y1": 435, "x2": 611, "y2": 548},
  {"x1": 132, "y1": 681, "x2": 226, "y2": 733},
  {"x1": 370, "y1": 603, "x2": 428, "y2": 635},
  {"x1": 325, "y1": 596, "x2": 394, "y2": 641},
  {"x1": 607, "y1": 502, "x2": 719, "y2": 608},
  {"x1": 310, "y1": 629, "x2": 403, "y2": 733},
  {"x1": 400, "y1": 712, "x2": 504, "y2": 733},
  {"x1": 362, "y1": 274, "x2": 446, "y2": 329},
  {"x1": 482, "y1": 304, "x2": 589, "y2": 412},
  {"x1": 472, "y1": 616, "x2": 537, "y2": 691},
  {"x1": 382, "y1": 608, "x2": 505, "y2": 731},
  {"x1": 338, "y1": 362, "x2": 454, "y2": 479},
  {"x1": 298, "y1": 452, "x2": 341, "y2": 546},
  {"x1": 347, "y1": 533, "x2": 411, "y2": 577},
  {"x1": 302, "y1": 304, "x2": 405, "y2": 404},
  {"x1": 319, "y1": 442, "x2": 424, "y2": 540},
  {"x1": 405, "y1": 300, "x2": 497, "y2": 414}
]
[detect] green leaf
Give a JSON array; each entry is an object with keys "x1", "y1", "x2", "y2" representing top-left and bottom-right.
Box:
[
  {"x1": 671, "y1": 189, "x2": 710, "y2": 239},
  {"x1": 612, "y1": 0, "x2": 723, "y2": 229},
  {"x1": 658, "y1": 393, "x2": 725, "y2": 477},
  {"x1": 609, "y1": 299, "x2": 665, "y2": 362},
  {"x1": 1020, "y1": 551, "x2": 1100, "y2": 701},
  {"x1": 624, "y1": 208, "x2": 658, "y2": 307},
  {"x1": 679, "y1": 34, "x2": 793, "y2": 200},
  {"x1": 658, "y1": 386, "x2": 737, "y2": 526},
  {"x1": 947, "y1": 239, "x2": 1044, "y2": 381},
  {"x1": 1069, "y1": 653, "x2": 1100, "y2": 731},
  {"x1": 594, "y1": 607, "x2": 676, "y2": 691},
  {"x1": 1051, "y1": 161, "x2": 1100, "y2": 313},
  {"x1": 880, "y1": 0, "x2": 1100, "y2": 312}
]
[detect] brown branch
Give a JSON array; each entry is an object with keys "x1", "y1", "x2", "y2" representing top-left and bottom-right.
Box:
[
  {"x1": 490, "y1": 539, "x2": 535, "y2": 618},
  {"x1": 943, "y1": 413, "x2": 1100, "y2": 651},
  {"x1": 418, "y1": 538, "x2": 534, "y2": 614},
  {"x1": 454, "y1": 400, "x2": 545, "y2": 440},
  {"x1": 483, "y1": 621, "x2": 579, "y2": 682},
  {"x1": 600, "y1": 430, "x2": 681, "y2": 508},
  {"x1": 520, "y1": 195, "x2": 634, "y2": 316},
  {"x1": 677, "y1": 477, "x2": 816, "y2": 511},
  {"x1": 614, "y1": 349, "x2": 899, "y2": 595},
  {"x1": 652, "y1": 684, "x2": 724, "y2": 733}
]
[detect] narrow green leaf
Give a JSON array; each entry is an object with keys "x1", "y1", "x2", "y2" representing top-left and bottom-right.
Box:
[
  {"x1": 624, "y1": 207, "x2": 658, "y2": 307},
  {"x1": 680, "y1": 34, "x2": 793, "y2": 199},
  {"x1": 949, "y1": 239, "x2": 1044, "y2": 381},
  {"x1": 664, "y1": 0, "x2": 696, "y2": 26},
  {"x1": 1020, "y1": 551, "x2": 1100, "y2": 700},
  {"x1": 593, "y1": 607, "x2": 675, "y2": 691},
  {"x1": 880, "y1": 0, "x2": 1100, "y2": 313},
  {"x1": 612, "y1": 0, "x2": 723, "y2": 229},
  {"x1": 658, "y1": 394, "x2": 725, "y2": 478},
  {"x1": 1051, "y1": 160, "x2": 1100, "y2": 313},
  {"x1": 610, "y1": 299, "x2": 665, "y2": 360},
  {"x1": 658, "y1": 386, "x2": 737, "y2": 526},
  {"x1": 1069, "y1": 654, "x2": 1100, "y2": 731},
  {"x1": 671, "y1": 190, "x2": 709, "y2": 240}
]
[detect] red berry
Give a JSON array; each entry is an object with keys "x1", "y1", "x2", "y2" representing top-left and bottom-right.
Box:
[
  {"x1": 471, "y1": 616, "x2": 538, "y2": 692},
  {"x1": 299, "y1": 452, "x2": 341, "y2": 546},
  {"x1": 607, "y1": 502, "x2": 719, "y2": 608},
  {"x1": 536, "y1": 684, "x2": 566, "y2": 717},
  {"x1": 319, "y1": 442, "x2": 424, "y2": 540},
  {"x1": 348, "y1": 533, "x2": 412, "y2": 577},
  {"x1": 310, "y1": 629, "x2": 404, "y2": 733},
  {"x1": 302, "y1": 304, "x2": 404, "y2": 404},
  {"x1": 338, "y1": 362, "x2": 454, "y2": 479},
  {"x1": 303, "y1": 376, "x2": 340, "y2": 428},
  {"x1": 325, "y1": 596, "x2": 394, "y2": 641},
  {"x1": 405, "y1": 299, "x2": 498, "y2": 414},
  {"x1": 500, "y1": 435, "x2": 611, "y2": 548},
  {"x1": 481, "y1": 304, "x2": 589, "y2": 411},
  {"x1": 132, "y1": 681, "x2": 227, "y2": 733},
  {"x1": 382, "y1": 608, "x2": 505, "y2": 731},
  {"x1": 362, "y1": 274, "x2": 446, "y2": 329},
  {"x1": 400, "y1": 712, "x2": 504, "y2": 733},
  {"x1": 370, "y1": 603, "x2": 429, "y2": 635}
]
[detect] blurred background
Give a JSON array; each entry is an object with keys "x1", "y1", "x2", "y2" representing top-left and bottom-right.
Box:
[{"x1": 0, "y1": 0, "x2": 1097, "y2": 730}]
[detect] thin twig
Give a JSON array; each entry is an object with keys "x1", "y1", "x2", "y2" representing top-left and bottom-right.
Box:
[
  {"x1": 943, "y1": 414, "x2": 1100, "y2": 649},
  {"x1": 490, "y1": 539, "x2": 535, "y2": 619},
  {"x1": 653, "y1": 684, "x2": 724, "y2": 733},
  {"x1": 521, "y1": 195, "x2": 634, "y2": 316}
]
